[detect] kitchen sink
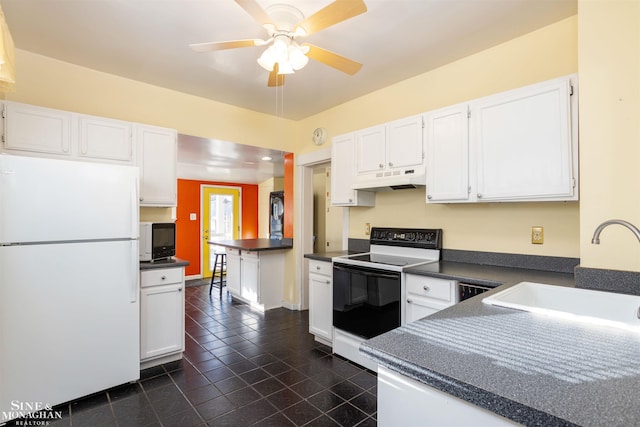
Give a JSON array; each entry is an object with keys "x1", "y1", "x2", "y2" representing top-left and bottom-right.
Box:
[{"x1": 483, "y1": 282, "x2": 640, "y2": 332}]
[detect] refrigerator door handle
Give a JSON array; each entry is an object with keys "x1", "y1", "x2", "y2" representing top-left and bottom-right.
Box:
[{"x1": 130, "y1": 241, "x2": 138, "y2": 303}]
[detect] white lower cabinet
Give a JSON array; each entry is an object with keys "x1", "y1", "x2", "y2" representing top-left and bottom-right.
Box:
[
  {"x1": 378, "y1": 366, "x2": 518, "y2": 426},
  {"x1": 405, "y1": 274, "x2": 457, "y2": 324},
  {"x1": 308, "y1": 259, "x2": 333, "y2": 345},
  {"x1": 225, "y1": 248, "x2": 241, "y2": 295},
  {"x1": 140, "y1": 267, "x2": 185, "y2": 369},
  {"x1": 225, "y1": 248, "x2": 284, "y2": 311}
]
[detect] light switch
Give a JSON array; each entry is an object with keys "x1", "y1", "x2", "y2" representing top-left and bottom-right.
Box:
[{"x1": 190, "y1": 213, "x2": 197, "y2": 221}]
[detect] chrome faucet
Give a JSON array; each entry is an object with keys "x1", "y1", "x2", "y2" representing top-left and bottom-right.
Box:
[{"x1": 591, "y1": 219, "x2": 640, "y2": 244}]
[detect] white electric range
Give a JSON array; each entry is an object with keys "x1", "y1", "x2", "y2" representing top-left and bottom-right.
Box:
[{"x1": 331, "y1": 227, "x2": 443, "y2": 370}]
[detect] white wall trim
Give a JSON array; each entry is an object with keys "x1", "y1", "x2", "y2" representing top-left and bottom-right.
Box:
[{"x1": 295, "y1": 148, "x2": 332, "y2": 311}]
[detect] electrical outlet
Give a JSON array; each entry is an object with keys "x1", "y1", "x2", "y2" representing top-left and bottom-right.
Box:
[
  {"x1": 531, "y1": 226, "x2": 544, "y2": 244},
  {"x1": 365, "y1": 223, "x2": 371, "y2": 235}
]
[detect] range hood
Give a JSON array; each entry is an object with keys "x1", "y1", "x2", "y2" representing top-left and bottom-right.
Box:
[{"x1": 351, "y1": 169, "x2": 426, "y2": 192}]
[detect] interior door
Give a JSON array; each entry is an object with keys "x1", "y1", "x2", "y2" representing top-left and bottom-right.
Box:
[{"x1": 202, "y1": 186, "x2": 240, "y2": 279}]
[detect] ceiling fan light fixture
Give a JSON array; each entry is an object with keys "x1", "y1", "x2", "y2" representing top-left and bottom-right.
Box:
[
  {"x1": 277, "y1": 60, "x2": 294, "y2": 75},
  {"x1": 272, "y1": 35, "x2": 290, "y2": 62},
  {"x1": 288, "y1": 44, "x2": 308, "y2": 70},
  {"x1": 257, "y1": 48, "x2": 275, "y2": 71}
]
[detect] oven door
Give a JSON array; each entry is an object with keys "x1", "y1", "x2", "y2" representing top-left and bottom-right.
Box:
[{"x1": 333, "y1": 262, "x2": 402, "y2": 339}]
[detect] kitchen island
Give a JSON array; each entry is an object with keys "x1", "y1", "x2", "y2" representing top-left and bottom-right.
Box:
[
  {"x1": 361, "y1": 281, "x2": 640, "y2": 426},
  {"x1": 212, "y1": 239, "x2": 292, "y2": 311}
]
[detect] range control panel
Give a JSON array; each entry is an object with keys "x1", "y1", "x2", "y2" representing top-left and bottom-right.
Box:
[{"x1": 370, "y1": 227, "x2": 442, "y2": 249}]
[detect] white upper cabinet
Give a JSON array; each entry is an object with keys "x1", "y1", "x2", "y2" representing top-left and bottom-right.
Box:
[
  {"x1": 331, "y1": 133, "x2": 375, "y2": 206},
  {"x1": 425, "y1": 104, "x2": 470, "y2": 202},
  {"x1": 2, "y1": 102, "x2": 72, "y2": 156},
  {"x1": 386, "y1": 115, "x2": 424, "y2": 170},
  {"x1": 473, "y1": 76, "x2": 576, "y2": 201},
  {"x1": 78, "y1": 115, "x2": 133, "y2": 163},
  {"x1": 425, "y1": 74, "x2": 578, "y2": 204},
  {"x1": 354, "y1": 115, "x2": 425, "y2": 188},
  {"x1": 356, "y1": 125, "x2": 386, "y2": 174},
  {"x1": 137, "y1": 125, "x2": 177, "y2": 207}
]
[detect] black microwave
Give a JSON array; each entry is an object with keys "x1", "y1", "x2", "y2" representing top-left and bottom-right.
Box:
[{"x1": 139, "y1": 222, "x2": 176, "y2": 261}]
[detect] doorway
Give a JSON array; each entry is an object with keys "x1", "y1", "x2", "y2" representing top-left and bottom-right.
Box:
[{"x1": 202, "y1": 185, "x2": 241, "y2": 279}]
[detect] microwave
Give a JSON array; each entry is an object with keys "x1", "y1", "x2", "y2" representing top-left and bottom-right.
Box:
[{"x1": 139, "y1": 222, "x2": 176, "y2": 262}]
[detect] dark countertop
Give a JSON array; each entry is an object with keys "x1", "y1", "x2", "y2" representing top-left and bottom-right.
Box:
[
  {"x1": 361, "y1": 283, "x2": 640, "y2": 426},
  {"x1": 406, "y1": 261, "x2": 575, "y2": 288},
  {"x1": 139, "y1": 257, "x2": 189, "y2": 270},
  {"x1": 304, "y1": 250, "x2": 356, "y2": 262},
  {"x1": 211, "y1": 238, "x2": 293, "y2": 252}
]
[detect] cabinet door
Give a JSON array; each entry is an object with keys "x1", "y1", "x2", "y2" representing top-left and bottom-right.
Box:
[
  {"x1": 387, "y1": 115, "x2": 424, "y2": 170},
  {"x1": 78, "y1": 115, "x2": 133, "y2": 163},
  {"x1": 137, "y1": 125, "x2": 177, "y2": 206},
  {"x1": 225, "y1": 250, "x2": 241, "y2": 295},
  {"x1": 140, "y1": 283, "x2": 184, "y2": 360},
  {"x1": 378, "y1": 366, "x2": 517, "y2": 427},
  {"x1": 426, "y1": 104, "x2": 470, "y2": 202},
  {"x1": 356, "y1": 125, "x2": 386, "y2": 174},
  {"x1": 474, "y1": 77, "x2": 575, "y2": 201},
  {"x1": 240, "y1": 253, "x2": 259, "y2": 304},
  {"x1": 309, "y1": 271, "x2": 333, "y2": 342},
  {"x1": 331, "y1": 133, "x2": 357, "y2": 205},
  {"x1": 3, "y1": 102, "x2": 72, "y2": 156},
  {"x1": 405, "y1": 298, "x2": 441, "y2": 323}
]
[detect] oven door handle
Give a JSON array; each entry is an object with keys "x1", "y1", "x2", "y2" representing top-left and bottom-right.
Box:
[{"x1": 333, "y1": 264, "x2": 400, "y2": 280}]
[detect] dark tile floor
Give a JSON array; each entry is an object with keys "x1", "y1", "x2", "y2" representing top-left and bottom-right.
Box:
[{"x1": 8, "y1": 281, "x2": 377, "y2": 427}]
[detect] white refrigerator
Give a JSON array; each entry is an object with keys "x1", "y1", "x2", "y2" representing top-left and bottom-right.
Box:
[{"x1": 0, "y1": 154, "x2": 140, "y2": 422}]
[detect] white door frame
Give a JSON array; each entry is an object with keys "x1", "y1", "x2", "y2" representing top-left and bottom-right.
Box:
[{"x1": 294, "y1": 147, "x2": 348, "y2": 311}]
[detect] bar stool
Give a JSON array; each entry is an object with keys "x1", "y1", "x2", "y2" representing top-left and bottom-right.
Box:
[{"x1": 209, "y1": 252, "x2": 227, "y2": 297}]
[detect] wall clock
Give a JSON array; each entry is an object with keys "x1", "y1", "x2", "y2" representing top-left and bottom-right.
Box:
[{"x1": 313, "y1": 127, "x2": 327, "y2": 145}]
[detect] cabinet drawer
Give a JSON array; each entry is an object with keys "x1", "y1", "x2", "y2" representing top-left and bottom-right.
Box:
[
  {"x1": 226, "y1": 248, "x2": 240, "y2": 257},
  {"x1": 406, "y1": 275, "x2": 454, "y2": 302},
  {"x1": 242, "y1": 250, "x2": 258, "y2": 260},
  {"x1": 141, "y1": 268, "x2": 183, "y2": 288},
  {"x1": 309, "y1": 260, "x2": 332, "y2": 277}
]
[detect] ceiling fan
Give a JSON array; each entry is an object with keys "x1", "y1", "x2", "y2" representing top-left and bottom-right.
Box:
[{"x1": 190, "y1": 0, "x2": 367, "y2": 87}]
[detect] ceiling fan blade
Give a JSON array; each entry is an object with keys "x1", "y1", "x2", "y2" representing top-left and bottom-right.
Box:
[
  {"x1": 235, "y1": 0, "x2": 274, "y2": 27},
  {"x1": 267, "y1": 64, "x2": 285, "y2": 87},
  {"x1": 303, "y1": 44, "x2": 362, "y2": 75},
  {"x1": 189, "y1": 39, "x2": 262, "y2": 52},
  {"x1": 294, "y1": 0, "x2": 367, "y2": 36}
]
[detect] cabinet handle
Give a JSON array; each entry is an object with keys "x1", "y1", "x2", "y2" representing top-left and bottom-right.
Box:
[
  {"x1": 379, "y1": 163, "x2": 384, "y2": 168},
  {"x1": 388, "y1": 162, "x2": 394, "y2": 167},
  {"x1": 427, "y1": 194, "x2": 432, "y2": 200},
  {"x1": 407, "y1": 299, "x2": 412, "y2": 304},
  {"x1": 325, "y1": 280, "x2": 330, "y2": 284},
  {"x1": 423, "y1": 285, "x2": 430, "y2": 292},
  {"x1": 161, "y1": 276, "x2": 166, "y2": 280},
  {"x1": 316, "y1": 266, "x2": 321, "y2": 270},
  {"x1": 178, "y1": 288, "x2": 183, "y2": 292},
  {"x1": 348, "y1": 198, "x2": 353, "y2": 203},
  {"x1": 477, "y1": 193, "x2": 483, "y2": 198}
]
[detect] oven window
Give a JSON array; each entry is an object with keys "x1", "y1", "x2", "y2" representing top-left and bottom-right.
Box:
[{"x1": 333, "y1": 263, "x2": 401, "y2": 339}]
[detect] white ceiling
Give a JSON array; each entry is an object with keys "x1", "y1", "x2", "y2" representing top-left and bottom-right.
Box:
[{"x1": 0, "y1": 0, "x2": 577, "y2": 183}]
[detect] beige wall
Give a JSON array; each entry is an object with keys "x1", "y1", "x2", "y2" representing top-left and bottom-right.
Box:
[
  {"x1": 299, "y1": 16, "x2": 580, "y2": 258},
  {"x1": 7, "y1": 50, "x2": 298, "y2": 153},
  {"x1": 578, "y1": 0, "x2": 640, "y2": 272}
]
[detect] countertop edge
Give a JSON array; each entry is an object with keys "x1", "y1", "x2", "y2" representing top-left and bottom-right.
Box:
[
  {"x1": 211, "y1": 239, "x2": 293, "y2": 252},
  {"x1": 359, "y1": 344, "x2": 576, "y2": 427},
  {"x1": 140, "y1": 257, "x2": 189, "y2": 270}
]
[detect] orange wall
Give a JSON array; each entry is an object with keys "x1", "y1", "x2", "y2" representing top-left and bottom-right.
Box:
[
  {"x1": 176, "y1": 179, "x2": 258, "y2": 277},
  {"x1": 284, "y1": 153, "x2": 294, "y2": 239}
]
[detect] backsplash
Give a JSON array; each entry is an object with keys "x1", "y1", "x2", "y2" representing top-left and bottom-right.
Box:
[{"x1": 575, "y1": 267, "x2": 640, "y2": 295}]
